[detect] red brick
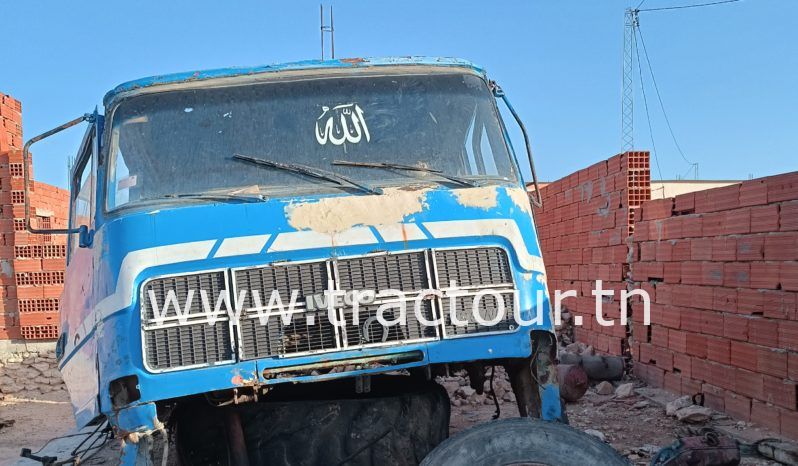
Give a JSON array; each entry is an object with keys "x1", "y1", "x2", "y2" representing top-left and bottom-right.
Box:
[
  {"x1": 712, "y1": 287, "x2": 737, "y2": 312},
  {"x1": 706, "y1": 336, "x2": 731, "y2": 365},
  {"x1": 664, "y1": 371, "x2": 682, "y2": 393},
  {"x1": 766, "y1": 172, "x2": 798, "y2": 203},
  {"x1": 700, "y1": 384, "x2": 724, "y2": 411},
  {"x1": 672, "y1": 240, "x2": 691, "y2": 261},
  {"x1": 758, "y1": 348, "x2": 788, "y2": 379},
  {"x1": 751, "y1": 204, "x2": 780, "y2": 233},
  {"x1": 782, "y1": 201, "x2": 798, "y2": 231},
  {"x1": 663, "y1": 262, "x2": 681, "y2": 283},
  {"x1": 782, "y1": 262, "x2": 798, "y2": 292},
  {"x1": 642, "y1": 198, "x2": 673, "y2": 221},
  {"x1": 790, "y1": 353, "x2": 798, "y2": 382},
  {"x1": 703, "y1": 212, "x2": 726, "y2": 237},
  {"x1": 668, "y1": 329, "x2": 688, "y2": 353},
  {"x1": 691, "y1": 237, "x2": 712, "y2": 260},
  {"x1": 681, "y1": 377, "x2": 701, "y2": 396},
  {"x1": 686, "y1": 333, "x2": 707, "y2": 358},
  {"x1": 750, "y1": 262, "x2": 781, "y2": 289},
  {"x1": 780, "y1": 408, "x2": 798, "y2": 440},
  {"x1": 738, "y1": 288, "x2": 766, "y2": 315},
  {"x1": 725, "y1": 208, "x2": 751, "y2": 235},
  {"x1": 750, "y1": 400, "x2": 781, "y2": 433},
  {"x1": 712, "y1": 236, "x2": 736, "y2": 261},
  {"x1": 673, "y1": 352, "x2": 692, "y2": 377},
  {"x1": 699, "y1": 310, "x2": 725, "y2": 337},
  {"x1": 724, "y1": 262, "x2": 750, "y2": 288},
  {"x1": 764, "y1": 233, "x2": 798, "y2": 261},
  {"x1": 651, "y1": 325, "x2": 669, "y2": 348},
  {"x1": 701, "y1": 262, "x2": 724, "y2": 286},
  {"x1": 724, "y1": 392, "x2": 751, "y2": 421},
  {"x1": 681, "y1": 215, "x2": 702, "y2": 238},
  {"x1": 731, "y1": 341, "x2": 759, "y2": 371},
  {"x1": 680, "y1": 262, "x2": 701, "y2": 285},
  {"x1": 780, "y1": 321, "x2": 798, "y2": 352},
  {"x1": 763, "y1": 376, "x2": 797, "y2": 410},
  {"x1": 724, "y1": 314, "x2": 749, "y2": 341},
  {"x1": 739, "y1": 179, "x2": 769, "y2": 207},
  {"x1": 749, "y1": 318, "x2": 779, "y2": 347},
  {"x1": 734, "y1": 368, "x2": 764, "y2": 399},
  {"x1": 656, "y1": 241, "x2": 673, "y2": 262},
  {"x1": 736, "y1": 235, "x2": 764, "y2": 261},
  {"x1": 704, "y1": 184, "x2": 740, "y2": 212},
  {"x1": 674, "y1": 192, "x2": 695, "y2": 213}
]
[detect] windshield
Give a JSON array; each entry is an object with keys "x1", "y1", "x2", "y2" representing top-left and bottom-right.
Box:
[{"x1": 106, "y1": 71, "x2": 518, "y2": 211}]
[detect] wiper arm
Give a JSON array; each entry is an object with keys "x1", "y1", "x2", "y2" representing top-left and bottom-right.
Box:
[
  {"x1": 332, "y1": 160, "x2": 479, "y2": 188},
  {"x1": 233, "y1": 154, "x2": 382, "y2": 195},
  {"x1": 161, "y1": 192, "x2": 265, "y2": 203}
]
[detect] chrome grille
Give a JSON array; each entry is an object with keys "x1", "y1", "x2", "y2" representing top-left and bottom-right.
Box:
[
  {"x1": 440, "y1": 291, "x2": 517, "y2": 337},
  {"x1": 341, "y1": 301, "x2": 437, "y2": 348},
  {"x1": 141, "y1": 247, "x2": 520, "y2": 370},
  {"x1": 144, "y1": 322, "x2": 234, "y2": 370},
  {"x1": 336, "y1": 252, "x2": 429, "y2": 292},
  {"x1": 435, "y1": 248, "x2": 512, "y2": 287},
  {"x1": 238, "y1": 309, "x2": 337, "y2": 360},
  {"x1": 234, "y1": 261, "x2": 329, "y2": 310},
  {"x1": 140, "y1": 270, "x2": 235, "y2": 371}
]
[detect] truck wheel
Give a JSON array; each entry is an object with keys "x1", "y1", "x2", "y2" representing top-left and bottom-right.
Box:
[
  {"x1": 176, "y1": 376, "x2": 450, "y2": 466},
  {"x1": 420, "y1": 418, "x2": 628, "y2": 466}
]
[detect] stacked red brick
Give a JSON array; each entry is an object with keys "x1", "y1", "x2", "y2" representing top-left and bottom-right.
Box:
[
  {"x1": 630, "y1": 172, "x2": 798, "y2": 439},
  {"x1": 0, "y1": 92, "x2": 69, "y2": 341},
  {"x1": 534, "y1": 151, "x2": 651, "y2": 355}
]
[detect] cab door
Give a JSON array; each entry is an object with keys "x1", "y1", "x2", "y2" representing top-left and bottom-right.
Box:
[{"x1": 59, "y1": 123, "x2": 99, "y2": 427}]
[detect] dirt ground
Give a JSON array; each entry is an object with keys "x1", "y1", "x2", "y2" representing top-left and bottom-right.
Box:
[
  {"x1": 0, "y1": 380, "x2": 788, "y2": 465},
  {"x1": 0, "y1": 391, "x2": 75, "y2": 465}
]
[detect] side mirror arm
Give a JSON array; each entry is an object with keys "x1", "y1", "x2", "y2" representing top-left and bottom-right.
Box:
[
  {"x1": 491, "y1": 82, "x2": 544, "y2": 208},
  {"x1": 22, "y1": 114, "x2": 94, "y2": 235}
]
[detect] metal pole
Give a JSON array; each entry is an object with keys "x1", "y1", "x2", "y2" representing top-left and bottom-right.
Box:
[
  {"x1": 330, "y1": 6, "x2": 335, "y2": 59},
  {"x1": 320, "y1": 4, "x2": 325, "y2": 60}
]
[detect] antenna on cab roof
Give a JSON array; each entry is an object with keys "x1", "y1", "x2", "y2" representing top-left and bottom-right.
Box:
[{"x1": 320, "y1": 4, "x2": 335, "y2": 60}]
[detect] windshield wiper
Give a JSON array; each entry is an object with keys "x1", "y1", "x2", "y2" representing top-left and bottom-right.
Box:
[
  {"x1": 233, "y1": 154, "x2": 382, "y2": 195},
  {"x1": 332, "y1": 160, "x2": 479, "y2": 188},
  {"x1": 161, "y1": 192, "x2": 266, "y2": 203}
]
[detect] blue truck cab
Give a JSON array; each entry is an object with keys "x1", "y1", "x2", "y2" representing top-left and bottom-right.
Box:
[{"x1": 23, "y1": 57, "x2": 559, "y2": 464}]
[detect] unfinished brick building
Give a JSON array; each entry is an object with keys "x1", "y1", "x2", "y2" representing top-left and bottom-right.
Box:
[
  {"x1": 0, "y1": 92, "x2": 69, "y2": 341},
  {"x1": 534, "y1": 151, "x2": 798, "y2": 439}
]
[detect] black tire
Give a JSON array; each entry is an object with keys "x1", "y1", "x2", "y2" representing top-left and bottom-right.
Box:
[
  {"x1": 420, "y1": 418, "x2": 629, "y2": 466},
  {"x1": 176, "y1": 376, "x2": 450, "y2": 466}
]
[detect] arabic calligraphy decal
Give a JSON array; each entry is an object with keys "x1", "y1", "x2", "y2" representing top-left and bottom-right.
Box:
[{"x1": 315, "y1": 103, "x2": 371, "y2": 146}]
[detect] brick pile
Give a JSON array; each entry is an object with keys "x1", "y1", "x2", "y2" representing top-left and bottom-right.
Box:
[
  {"x1": 630, "y1": 172, "x2": 798, "y2": 439},
  {"x1": 0, "y1": 92, "x2": 69, "y2": 341},
  {"x1": 534, "y1": 151, "x2": 651, "y2": 355}
]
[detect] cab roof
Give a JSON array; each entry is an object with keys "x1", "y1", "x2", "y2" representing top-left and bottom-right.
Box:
[{"x1": 103, "y1": 56, "x2": 485, "y2": 107}]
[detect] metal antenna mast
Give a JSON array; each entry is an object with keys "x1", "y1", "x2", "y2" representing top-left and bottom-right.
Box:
[
  {"x1": 320, "y1": 5, "x2": 335, "y2": 60},
  {"x1": 621, "y1": 8, "x2": 639, "y2": 152}
]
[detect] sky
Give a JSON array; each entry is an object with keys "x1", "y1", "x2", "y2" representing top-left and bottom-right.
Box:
[{"x1": 2, "y1": 0, "x2": 796, "y2": 189}]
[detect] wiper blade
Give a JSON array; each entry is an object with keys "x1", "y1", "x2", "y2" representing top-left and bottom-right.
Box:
[
  {"x1": 233, "y1": 154, "x2": 382, "y2": 195},
  {"x1": 332, "y1": 160, "x2": 479, "y2": 188},
  {"x1": 161, "y1": 192, "x2": 265, "y2": 203}
]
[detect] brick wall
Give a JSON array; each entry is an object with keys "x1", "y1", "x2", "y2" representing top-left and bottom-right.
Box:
[
  {"x1": 630, "y1": 172, "x2": 798, "y2": 439},
  {"x1": 0, "y1": 92, "x2": 69, "y2": 341},
  {"x1": 534, "y1": 151, "x2": 651, "y2": 355}
]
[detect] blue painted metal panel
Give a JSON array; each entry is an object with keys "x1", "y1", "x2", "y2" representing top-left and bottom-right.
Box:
[{"x1": 103, "y1": 57, "x2": 484, "y2": 107}]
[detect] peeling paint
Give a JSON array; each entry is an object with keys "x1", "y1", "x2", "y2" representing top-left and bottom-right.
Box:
[
  {"x1": 453, "y1": 186, "x2": 498, "y2": 209},
  {"x1": 286, "y1": 187, "x2": 430, "y2": 234},
  {"x1": 507, "y1": 187, "x2": 533, "y2": 214}
]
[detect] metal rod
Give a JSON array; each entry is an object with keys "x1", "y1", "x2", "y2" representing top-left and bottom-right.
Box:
[
  {"x1": 330, "y1": 5, "x2": 335, "y2": 59},
  {"x1": 320, "y1": 4, "x2": 325, "y2": 60},
  {"x1": 23, "y1": 114, "x2": 92, "y2": 235}
]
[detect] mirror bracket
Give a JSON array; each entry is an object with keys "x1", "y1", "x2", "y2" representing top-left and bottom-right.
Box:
[
  {"x1": 22, "y1": 114, "x2": 94, "y2": 236},
  {"x1": 490, "y1": 81, "x2": 544, "y2": 208}
]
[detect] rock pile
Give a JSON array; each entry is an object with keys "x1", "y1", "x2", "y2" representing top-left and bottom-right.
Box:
[
  {"x1": 436, "y1": 366, "x2": 516, "y2": 407},
  {"x1": 0, "y1": 350, "x2": 65, "y2": 397}
]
